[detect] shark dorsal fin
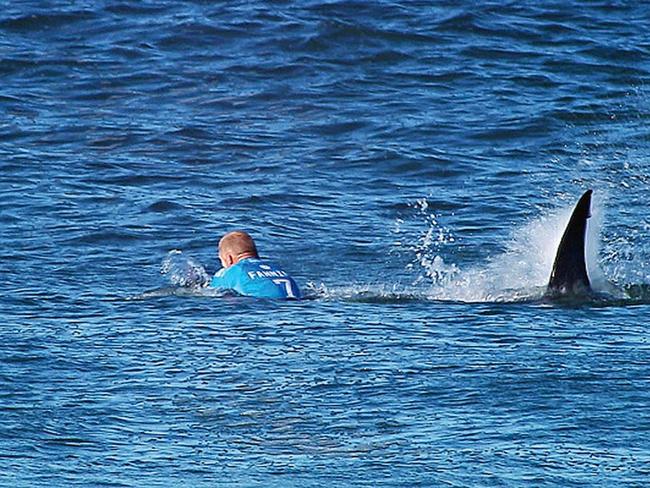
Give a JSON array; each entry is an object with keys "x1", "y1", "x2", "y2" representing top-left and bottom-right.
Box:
[{"x1": 547, "y1": 190, "x2": 593, "y2": 295}]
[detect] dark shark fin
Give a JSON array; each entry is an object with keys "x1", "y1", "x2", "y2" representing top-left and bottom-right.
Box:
[{"x1": 547, "y1": 189, "x2": 593, "y2": 295}]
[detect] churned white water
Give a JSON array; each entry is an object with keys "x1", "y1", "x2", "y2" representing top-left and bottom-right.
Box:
[{"x1": 419, "y1": 193, "x2": 613, "y2": 302}]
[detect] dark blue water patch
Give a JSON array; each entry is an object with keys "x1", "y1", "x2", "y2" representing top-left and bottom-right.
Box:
[
  {"x1": 221, "y1": 192, "x2": 333, "y2": 206},
  {"x1": 470, "y1": 119, "x2": 555, "y2": 142},
  {"x1": 0, "y1": 10, "x2": 98, "y2": 33},
  {"x1": 580, "y1": 44, "x2": 649, "y2": 64},
  {"x1": 461, "y1": 46, "x2": 547, "y2": 62},
  {"x1": 543, "y1": 57, "x2": 649, "y2": 80},
  {"x1": 62, "y1": 228, "x2": 145, "y2": 246},
  {"x1": 157, "y1": 24, "x2": 248, "y2": 51},
  {"x1": 143, "y1": 199, "x2": 186, "y2": 213},
  {"x1": 84, "y1": 173, "x2": 190, "y2": 188},
  {"x1": 103, "y1": 2, "x2": 171, "y2": 16}
]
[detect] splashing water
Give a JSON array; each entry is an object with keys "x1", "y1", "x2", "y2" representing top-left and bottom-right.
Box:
[
  {"x1": 418, "y1": 193, "x2": 619, "y2": 303},
  {"x1": 127, "y1": 251, "x2": 218, "y2": 300},
  {"x1": 160, "y1": 250, "x2": 210, "y2": 288},
  {"x1": 396, "y1": 198, "x2": 459, "y2": 285}
]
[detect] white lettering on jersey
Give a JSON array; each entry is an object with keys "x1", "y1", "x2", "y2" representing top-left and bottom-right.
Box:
[{"x1": 247, "y1": 269, "x2": 288, "y2": 280}]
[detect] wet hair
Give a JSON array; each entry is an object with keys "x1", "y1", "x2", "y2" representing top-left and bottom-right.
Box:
[{"x1": 219, "y1": 230, "x2": 259, "y2": 258}]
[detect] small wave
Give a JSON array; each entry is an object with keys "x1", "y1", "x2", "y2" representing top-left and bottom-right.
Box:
[
  {"x1": 143, "y1": 199, "x2": 185, "y2": 213},
  {"x1": 128, "y1": 286, "x2": 232, "y2": 300},
  {"x1": 0, "y1": 11, "x2": 96, "y2": 32}
]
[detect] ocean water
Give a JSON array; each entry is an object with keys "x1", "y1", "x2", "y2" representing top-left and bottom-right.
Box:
[{"x1": 2, "y1": 1, "x2": 650, "y2": 486}]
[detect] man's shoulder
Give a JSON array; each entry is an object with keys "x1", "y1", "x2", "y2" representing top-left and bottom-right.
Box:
[{"x1": 239, "y1": 258, "x2": 280, "y2": 270}]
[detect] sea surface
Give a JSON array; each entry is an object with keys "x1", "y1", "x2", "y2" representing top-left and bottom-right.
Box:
[{"x1": 2, "y1": 1, "x2": 650, "y2": 486}]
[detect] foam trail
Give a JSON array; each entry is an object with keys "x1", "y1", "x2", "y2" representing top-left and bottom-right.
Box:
[
  {"x1": 423, "y1": 195, "x2": 611, "y2": 302},
  {"x1": 304, "y1": 282, "x2": 424, "y2": 302}
]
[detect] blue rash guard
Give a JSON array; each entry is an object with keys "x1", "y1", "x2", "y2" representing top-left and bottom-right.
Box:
[{"x1": 209, "y1": 258, "x2": 301, "y2": 299}]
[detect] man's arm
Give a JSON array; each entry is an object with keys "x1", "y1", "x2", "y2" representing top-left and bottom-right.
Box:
[{"x1": 209, "y1": 267, "x2": 230, "y2": 289}]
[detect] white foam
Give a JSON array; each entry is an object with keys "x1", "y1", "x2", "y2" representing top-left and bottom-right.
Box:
[
  {"x1": 161, "y1": 249, "x2": 210, "y2": 288},
  {"x1": 417, "y1": 194, "x2": 612, "y2": 302}
]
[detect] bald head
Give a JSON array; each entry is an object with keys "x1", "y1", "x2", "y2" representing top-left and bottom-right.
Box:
[{"x1": 218, "y1": 231, "x2": 259, "y2": 268}]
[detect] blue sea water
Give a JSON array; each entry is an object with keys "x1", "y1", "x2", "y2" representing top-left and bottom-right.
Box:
[{"x1": 2, "y1": 1, "x2": 650, "y2": 486}]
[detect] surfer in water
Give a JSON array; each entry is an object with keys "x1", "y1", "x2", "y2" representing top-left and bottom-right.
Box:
[{"x1": 208, "y1": 230, "x2": 301, "y2": 299}]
